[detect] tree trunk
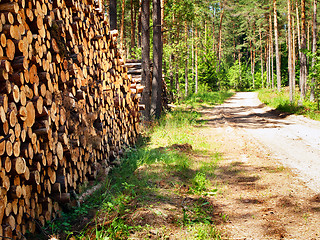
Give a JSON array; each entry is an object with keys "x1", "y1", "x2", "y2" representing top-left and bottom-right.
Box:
[
  {"x1": 288, "y1": 0, "x2": 294, "y2": 102},
  {"x1": 195, "y1": 28, "x2": 198, "y2": 94},
  {"x1": 292, "y1": 15, "x2": 296, "y2": 86},
  {"x1": 250, "y1": 39, "x2": 254, "y2": 88},
  {"x1": 274, "y1": 0, "x2": 282, "y2": 91},
  {"x1": 175, "y1": 24, "x2": 180, "y2": 98},
  {"x1": 259, "y1": 26, "x2": 264, "y2": 88},
  {"x1": 130, "y1": 0, "x2": 135, "y2": 55},
  {"x1": 295, "y1": 1, "x2": 302, "y2": 90},
  {"x1": 138, "y1": 1, "x2": 142, "y2": 47},
  {"x1": 217, "y1": 7, "x2": 225, "y2": 68},
  {"x1": 184, "y1": 21, "x2": 188, "y2": 97},
  {"x1": 308, "y1": 20, "x2": 311, "y2": 51},
  {"x1": 205, "y1": 20, "x2": 207, "y2": 51},
  {"x1": 151, "y1": 0, "x2": 163, "y2": 118},
  {"x1": 175, "y1": 59, "x2": 179, "y2": 97},
  {"x1": 238, "y1": 49, "x2": 242, "y2": 88},
  {"x1": 141, "y1": 0, "x2": 151, "y2": 121},
  {"x1": 169, "y1": 53, "x2": 174, "y2": 101},
  {"x1": 110, "y1": 0, "x2": 117, "y2": 30},
  {"x1": 310, "y1": 0, "x2": 317, "y2": 101},
  {"x1": 191, "y1": 22, "x2": 194, "y2": 91},
  {"x1": 120, "y1": 0, "x2": 125, "y2": 47},
  {"x1": 212, "y1": 13, "x2": 216, "y2": 55},
  {"x1": 300, "y1": 0, "x2": 307, "y2": 99},
  {"x1": 269, "y1": 13, "x2": 274, "y2": 88},
  {"x1": 266, "y1": 37, "x2": 271, "y2": 88}
]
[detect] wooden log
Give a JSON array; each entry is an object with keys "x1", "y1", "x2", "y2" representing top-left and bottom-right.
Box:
[{"x1": 11, "y1": 157, "x2": 26, "y2": 175}]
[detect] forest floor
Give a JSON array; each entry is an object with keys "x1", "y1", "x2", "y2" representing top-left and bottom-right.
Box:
[
  {"x1": 65, "y1": 92, "x2": 320, "y2": 240},
  {"x1": 195, "y1": 92, "x2": 320, "y2": 239}
]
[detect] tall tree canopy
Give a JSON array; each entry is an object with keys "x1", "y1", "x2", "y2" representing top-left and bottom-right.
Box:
[{"x1": 112, "y1": 0, "x2": 319, "y2": 103}]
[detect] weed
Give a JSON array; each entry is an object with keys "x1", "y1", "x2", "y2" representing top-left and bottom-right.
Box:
[
  {"x1": 219, "y1": 213, "x2": 229, "y2": 223},
  {"x1": 303, "y1": 213, "x2": 309, "y2": 223},
  {"x1": 188, "y1": 223, "x2": 222, "y2": 240},
  {"x1": 191, "y1": 172, "x2": 210, "y2": 195}
]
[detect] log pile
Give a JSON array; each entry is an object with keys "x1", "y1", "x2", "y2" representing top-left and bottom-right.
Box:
[
  {"x1": 125, "y1": 59, "x2": 169, "y2": 112},
  {"x1": 0, "y1": 0, "x2": 142, "y2": 238}
]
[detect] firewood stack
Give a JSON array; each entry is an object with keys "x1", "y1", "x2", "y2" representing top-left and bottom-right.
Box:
[
  {"x1": 0, "y1": 0, "x2": 142, "y2": 238},
  {"x1": 125, "y1": 59, "x2": 169, "y2": 112}
]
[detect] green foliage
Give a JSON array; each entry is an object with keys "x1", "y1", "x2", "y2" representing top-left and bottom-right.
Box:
[
  {"x1": 183, "y1": 90, "x2": 234, "y2": 107},
  {"x1": 307, "y1": 47, "x2": 320, "y2": 109},
  {"x1": 258, "y1": 89, "x2": 320, "y2": 121},
  {"x1": 192, "y1": 223, "x2": 222, "y2": 240},
  {"x1": 191, "y1": 172, "x2": 210, "y2": 195}
]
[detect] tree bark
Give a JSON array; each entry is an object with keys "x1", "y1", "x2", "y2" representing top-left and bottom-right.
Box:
[
  {"x1": 300, "y1": 0, "x2": 307, "y2": 99},
  {"x1": 184, "y1": 21, "x2": 188, "y2": 97},
  {"x1": 217, "y1": 7, "x2": 225, "y2": 69},
  {"x1": 288, "y1": 0, "x2": 294, "y2": 102},
  {"x1": 195, "y1": 28, "x2": 198, "y2": 94},
  {"x1": 141, "y1": 0, "x2": 151, "y2": 121},
  {"x1": 138, "y1": 1, "x2": 142, "y2": 47},
  {"x1": 151, "y1": 0, "x2": 163, "y2": 118},
  {"x1": 310, "y1": 0, "x2": 317, "y2": 101},
  {"x1": 191, "y1": 22, "x2": 194, "y2": 91},
  {"x1": 110, "y1": 0, "x2": 117, "y2": 30},
  {"x1": 169, "y1": 53, "x2": 174, "y2": 100},
  {"x1": 250, "y1": 39, "x2": 254, "y2": 88},
  {"x1": 130, "y1": 0, "x2": 135, "y2": 55},
  {"x1": 274, "y1": 0, "x2": 281, "y2": 91},
  {"x1": 259, "y1": 26, "x2": 264, "y2": 88},
  {"x1": 267, "y1": 39, "x2": 270, "y2": 88},
  {"x1": 292, "y1": 15, "x2": 296, "y2": 86},
  {"x1": 120, "y1": 0, "x2": 125, "y2": 47},
  {"x1": 269, "y1": 13, "x2": 274, "y2": 88},
  {"x1": 212, "y1": 13, "x2": 216, "y2": 55}
]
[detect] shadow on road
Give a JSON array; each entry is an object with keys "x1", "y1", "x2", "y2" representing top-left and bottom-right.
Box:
[{"x1": 197, "y1": 104, "x2": 293, "y2": 129}]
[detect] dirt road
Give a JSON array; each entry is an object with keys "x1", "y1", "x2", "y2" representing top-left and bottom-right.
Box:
[
  {"x1": 198, "y1": 92, "x2": 320, "y2": 239},
  {"x1": 213, "y1": 92, "x2": 320, "y2": 192}
]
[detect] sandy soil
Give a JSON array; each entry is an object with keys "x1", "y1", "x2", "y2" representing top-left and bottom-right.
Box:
[{"x1": 198, "y1": 92, "x2": 320, "y2": 239}]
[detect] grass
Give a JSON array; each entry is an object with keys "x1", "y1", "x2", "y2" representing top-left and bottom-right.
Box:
[
  {"x1": 258, "y1": 88, "x2": 320, "y2": 121},
  {"x1": 32, "y1": 91, "x2": 231, "y2": 240},
  {"x1": 182, "y1": 91, "x2": 234, "y2": 108}
]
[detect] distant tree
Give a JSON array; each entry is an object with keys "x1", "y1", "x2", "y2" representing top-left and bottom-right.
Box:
[
  {"x1": 274, "y1": 0, "x2": 281, "y2": 91},
  {"x1": 310, "y1": 0, "x2": 317, "y2": 101},
  {"x1": 300, "y1": 0, "x2": 308, "y2": 99}
]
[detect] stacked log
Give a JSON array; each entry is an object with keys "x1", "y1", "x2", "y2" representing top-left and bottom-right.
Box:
[
  {"x1": 0, "y1": 0, "x2": 142, "y2": 238},
  {"x1": 125, "y1": 59, "x2": 169, "y2": 112}
]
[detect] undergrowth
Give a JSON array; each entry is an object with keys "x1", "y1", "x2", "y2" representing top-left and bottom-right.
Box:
[
  {"x1": 258, "y1": 88, "x2": 320, "y2": 121},
  {"x1": 182, "y1": 91, "x2": 234, "y2": 107},
  {"x1": 34, "y1": 91, "x2": 231, "y2": 240}
]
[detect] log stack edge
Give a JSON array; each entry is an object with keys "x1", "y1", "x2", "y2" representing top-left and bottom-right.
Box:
[{"x1": 0, "y1": 0, "x2": 143, "y2": 238}]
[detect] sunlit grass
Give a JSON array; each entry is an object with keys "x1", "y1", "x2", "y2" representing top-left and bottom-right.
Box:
[
  {"x1": 258, "y1": 88, "x2": 320, "y2": 121},
  {"x1": 183, "y1": 91, "x2": 234, "y2": 107}
]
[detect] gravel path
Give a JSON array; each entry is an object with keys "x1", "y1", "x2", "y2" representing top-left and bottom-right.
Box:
[{"x1": 214, "y1": 92, "x2": 320, "y2": 193}]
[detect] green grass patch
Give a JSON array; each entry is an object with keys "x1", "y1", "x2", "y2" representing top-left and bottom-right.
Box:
[
  {"x1": 258, "y1": 88, "x2": 320, "y2": 121},
  {"x1": 182, "y1": 91, "x2": 234, "y2": 107}
]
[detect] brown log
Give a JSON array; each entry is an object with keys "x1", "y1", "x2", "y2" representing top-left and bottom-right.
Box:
[
  {"x1": 25, "y1": 101, "x2": 35, "y2": 128},
  {"x1": 12, "y1": 157, "x2": 26, "y2": 175},
  {"x1": 0, "y1": 3, "x2": 19, "y2": 14}
]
